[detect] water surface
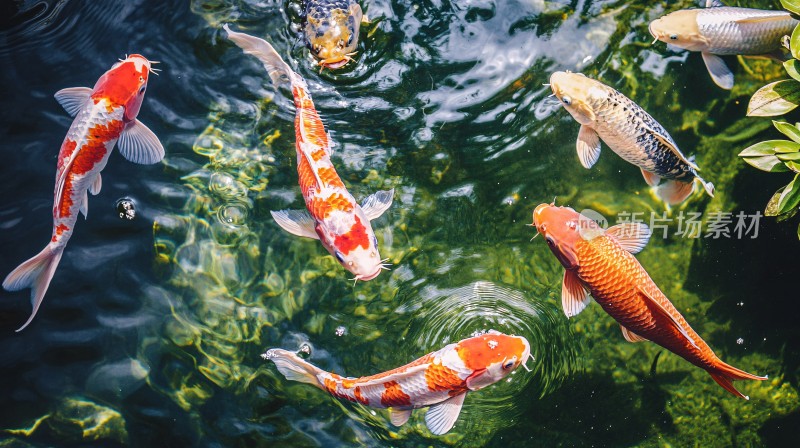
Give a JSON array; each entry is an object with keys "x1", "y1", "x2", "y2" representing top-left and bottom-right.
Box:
[{"x1": 1, "y1": 0, "x2": 799, "y2": 446}]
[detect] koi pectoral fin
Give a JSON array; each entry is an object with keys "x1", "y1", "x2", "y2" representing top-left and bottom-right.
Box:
[
  {"x1": 425, "y1": 392, "x2": 467, "y2": 435},
  {"x1": 54, "y1": 87, "x2": 92, "y2": 117},
  {"x1": 270, "y1": 209, "x2": 320, "y2": 239},
  {"x1": 117, "y1": 120, "x2": 165, "y2": 165},
  {"x1": 701, "y1": 52, "x2": 734, "y2": 90},
  {"x1": 577, "y1": 125, "x2": 601, "y2": 169},
  {"x1": 562, "y1": 269, "x2": 591, "y2": 318},
  {"x1": 389, "y1": 408, "x2": 412, "y2": 427},
  {"x1": 361, "y1": 189, "x2": 394, "y2": 220}
]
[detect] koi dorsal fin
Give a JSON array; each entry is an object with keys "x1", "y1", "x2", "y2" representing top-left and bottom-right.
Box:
[
  {"x1": 705, "y1": 0, "x2": 725, "y2": 8},
  {"x1": 637, "y1": 287, "x2": 700, "y2": 350}
]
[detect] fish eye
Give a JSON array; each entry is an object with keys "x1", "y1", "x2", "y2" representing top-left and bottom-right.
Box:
[
  {"x1": 545, "y1": 236, "x2": 556, "y2": 247},
  {"x1": 138, "y1": 86, "x2": 146, "y2": 95},
  {"x1": 669, "y1": 34, "x2": 678, "y2": 40},
  {"x1": 334, "y1": 251, "x2": 345, "y2": 263},
  {"x1": 503, "y1": 357, "x2": 516, "y2": 370},
  {"x1": 372, "y1": 235, "x2": 378, "y2": 247},
  {"x1": 561, "y1": 95, "x2": 572, "y2": 106}
]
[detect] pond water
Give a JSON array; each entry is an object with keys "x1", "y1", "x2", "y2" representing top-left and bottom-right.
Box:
[{"x1": 1, "y1": 0, "x2": 798, "y2": 446}]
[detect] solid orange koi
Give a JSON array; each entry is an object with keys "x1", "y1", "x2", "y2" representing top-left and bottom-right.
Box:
[{"x1": 532, "y1": 204, "x2": 766, "y2": 399}]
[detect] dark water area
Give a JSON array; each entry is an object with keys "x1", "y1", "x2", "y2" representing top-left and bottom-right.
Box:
[{"x1": 0, "y1": 0, "x2": 799, "y2": 446}]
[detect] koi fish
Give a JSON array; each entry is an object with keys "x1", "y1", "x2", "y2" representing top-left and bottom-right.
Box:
[
  {"x1": 531, "y1": 203, "x2": 766, "y2": 399},
  {"x1": 548, "y1": 71, "x2": 715, "y2": 205},
  {"x1": 304, "y1": 0, "x2": 366, "y2": 69},
  {"x1": 263, "y1": 330, "x2": 531, "y2": 435},
  {"x1": 225, "y1": 26, "x2": 393, "y2": 281},
  {"x1": 3, "y1": 55, "x2": 164, "y2": 331},
  {"x1": 649, "y1": 0, "x2": 797, "y2": 89}
]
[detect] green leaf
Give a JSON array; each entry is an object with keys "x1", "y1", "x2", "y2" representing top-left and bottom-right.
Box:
[
  {"x1": 748, "y1": 80, "x2": 800, "y2": 116},
  {"x1": 766, "y1": 188, "x2": 782, "y2": 216},
  {"x1": 738, "y1": 139, "x2": 799, "y2": 156},
  {"x1": 777, "y1": 174, "x2": 800, "y2": 215},
  {"x1": 797, "y1": 221, "x2": 800, "y2": 240},
  {"x1": 773, "y1": 121, "x2": 800, "y2": 143},
  {"x1": 783, "y1": 1, "x2": 800, "y2": 16},
  {"x1": 743, "y1": 155, "x2": 791, "y2": 172},
  {"x1": 778, "y1": 152, "x2": 800, "y2": 161},
  {"x1": 787, "y1": 160, "x2": 800, "y2": 172},
  {"x1": 785, "y1": 59, "x2": 800, "y2": 82},
  {"x1": 792, "y1": 22, "x2": 800, "y2": 59}
]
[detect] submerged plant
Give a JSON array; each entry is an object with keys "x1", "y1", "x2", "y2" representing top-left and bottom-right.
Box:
[{"x1": 741, "y1": 0, "x2": 800, "y2": 238}]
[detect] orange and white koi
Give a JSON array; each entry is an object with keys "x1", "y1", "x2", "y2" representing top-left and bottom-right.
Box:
[
  {"x1": 225, "y1": 25, "x2": 393, "y2": 281},
  {"x1": 264, "y1": 330, "x2": 531, "y2": 435},
  {"x1": 649, "y1": 0, "x2": 797, "y2": 89},
  {"x1": 532, "y1": 203, "x2": 766, "y2": 399},
  {"x1": 3, "y1": 55, "x2": 164, "y2": 332},
  {"x1": 549, "y1": 71, "x2": 714, "y2": 205}
]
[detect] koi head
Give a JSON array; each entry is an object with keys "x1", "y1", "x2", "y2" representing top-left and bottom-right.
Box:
[
  {"x1": 318, "y1": 208, "x2": 387, "y2": 282},
  {"x1": 92, "y1": 54, "x2": 156, "y2": 122},
  {"x1": 305, "y1": 3, "x2": 363, "y2": 70},
  {"x1": 532, "y1": 203, "x2": 601, "y2": 270},
  {"x1": 548, "y1": 71, "x2": 601, "y2": 126},
  {"x1": 456, "y1": 330, "x2": 531, "y2": 391},
  {"x1": 648, "y1": 10, "x2": 708, "y2": 52}
]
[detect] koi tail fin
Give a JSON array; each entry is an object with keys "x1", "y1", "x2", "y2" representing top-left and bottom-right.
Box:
[
  {"x1": 223, "y1": 25, "x2": 299, "y2": 89},
  {"x1": 3, "y1": 245, "x2": 64, "y2": 332},
  {"x1": 708, "y1": 361, "x2": 767, "y2": 400},
  {"x1": 262, "y1": 348, "x2": 324, "y2": 388}
]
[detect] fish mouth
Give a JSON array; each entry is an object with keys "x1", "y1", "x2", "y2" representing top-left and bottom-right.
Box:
[
  {"x1": 355, "y1": 268, "x2": 382, "y2": 281},
  {"x1": 318, "y1": 53, "x2": 356, "y2": 70}
]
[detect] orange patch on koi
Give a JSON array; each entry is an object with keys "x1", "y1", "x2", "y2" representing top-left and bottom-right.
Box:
[
  {"x1": 353, "y1": 386, "x2": 368, "y2": 405},
  {"x1": 380, "y1": 381, "x2": 412, "y2": 407},
  {"x1": 333, "y1": 216, "x2": 369, "y2": 254},
  {"x1": 311, "y1": 148, "x2": 326, "y2": 161},
  {"x1": 425, "y1": 362, "x2": 465, "y2": 392},
  {"x1": 317, "y1": 167, "x2": 345, "y2": 188}
]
